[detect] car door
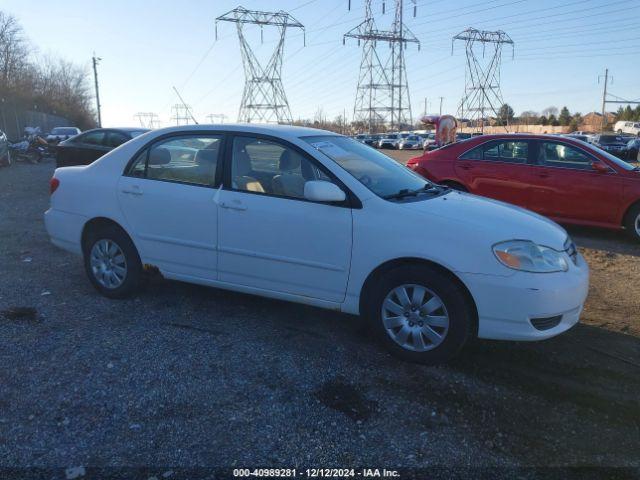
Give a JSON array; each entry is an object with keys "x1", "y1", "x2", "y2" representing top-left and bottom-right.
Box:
[
  {"x1": 117, "y1": 133, "x2": 225, "y2": 279},
  {"x1": 455, "y1": 139, "x2": 533, "y2": 208},
  {"x1": 527, "y1": 139, "x2": 621, "y2": 224},
  {"x1": 217, "y1": 134, "x2": 353, "y2": 303}
]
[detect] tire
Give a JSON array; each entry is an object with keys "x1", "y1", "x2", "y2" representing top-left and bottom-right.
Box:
[
  {"x1": 624, "y1": 203, "x2": 640, "y2": 243},
  {"x1": 83, "y1": 224, "x2": 142, "y2": 298},
  {"x1": 365, "y1": 264, "x2": 474, "y2": 365},
  {"x1": 617, "y1": 129, "x2": 622, "y2": 134},
  {"x1": 0, "y1": 150, "x2": 9, "y2": 167}
]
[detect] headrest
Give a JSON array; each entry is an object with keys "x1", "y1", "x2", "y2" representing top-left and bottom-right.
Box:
[
  {"x1": 278, "y1": 149, "x2": 300, "y2": 172},
  {"x1": 149, "y1": 147, "x2": 171, "y2": 166},
  {"x1": 195, "y1": 148, "x2": 217, "y2": 165}
]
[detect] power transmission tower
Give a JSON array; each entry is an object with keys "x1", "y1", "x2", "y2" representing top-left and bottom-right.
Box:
[
  {"x1": 452, "y1": 28, "x2": 514, "y2": 133},
  {"x1": 216, "y1": 7, "x2": 304, "y2": 124},
  {"x1": 599, "y1": 68, "x2": 640, "y2": 132},
  {"x1": 344, "y1": 0, "x2": 419, "y2": 132},
  {"x1": 171, "y1": 104, "x2": 194, "y2": 126},
  {"x1": 134, "y1": 112, "x2": 161, "y2": 129},
  {"x1": 206, "y1": 113, "x2": 228, "y2": 123}
]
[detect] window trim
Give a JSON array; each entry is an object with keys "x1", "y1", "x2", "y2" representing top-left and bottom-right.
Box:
[
  {"x1": 76, "y1": 129, "x2": 109, "y2": 147},
  {"x1": 531, "y1": 139, "x2": 616, "y2": 173},
  {"x1": 123, "y1": 132, "x2": 227, "y2": 189},
  {"x1": 222, "y1": 132, "x2": 361, "y2": 209},
  {"x1": 458, "y1": 139, "x2": 532, "y2": 165}
]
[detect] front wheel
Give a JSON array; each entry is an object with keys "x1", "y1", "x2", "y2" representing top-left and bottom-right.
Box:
[
  {"x1": 83, "y1": 225, "x2": 142, "y2": 298},
  {"x1": 624, "y1": 204, "x2": 640, "y2": 242},
  {"x1": 365, "y1": 265, "x2": 474, "y2": 364}
]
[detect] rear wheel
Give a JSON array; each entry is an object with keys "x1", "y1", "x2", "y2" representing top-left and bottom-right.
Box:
[
  {"x1": 83, "y1": 224, "x2": 142, "y2": 298},
  {"x1": 365, "y1": 265, "x2": 474, "y2": 364},
  {"x1": 624, "y1": 203, "x2": 640, "y2": 242}
]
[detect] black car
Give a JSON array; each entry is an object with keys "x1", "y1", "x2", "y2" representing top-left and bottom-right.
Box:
[
  {"x1": 590, "y1": 134, "x2": 628, "y2": 158},
  {"x1": 627, "y1": 138, "x2": 640, "y2": 161},
  {"x1": 56, "y1": 128, "x2": 149, "y2": 167}
]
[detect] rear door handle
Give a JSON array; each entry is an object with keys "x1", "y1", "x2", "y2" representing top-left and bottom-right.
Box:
[{"x1": 220, "y1": 201, "x2": 247, "y2": 211}]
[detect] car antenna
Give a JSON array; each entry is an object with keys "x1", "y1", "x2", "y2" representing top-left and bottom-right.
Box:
[{"x1": 172, "y1": 86, "x2": 199, "y2": 125}]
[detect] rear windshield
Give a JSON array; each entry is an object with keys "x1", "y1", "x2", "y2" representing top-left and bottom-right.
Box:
[{"x1": 52, "y1": 127, "x2": 78, "y2": 135}]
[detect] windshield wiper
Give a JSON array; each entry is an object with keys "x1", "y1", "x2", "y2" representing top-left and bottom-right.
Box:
[{"x1": 383, "y1": 184, "x2": 442, "y2": 200}]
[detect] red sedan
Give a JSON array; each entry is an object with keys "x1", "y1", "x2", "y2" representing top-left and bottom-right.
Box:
[{"x1": 407, "y1": 134, "x2": 640, "y2": 241}]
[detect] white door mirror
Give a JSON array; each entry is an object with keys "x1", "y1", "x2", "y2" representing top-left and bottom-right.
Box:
[{"x1": 304, "y1": 180, "x2": 346, "y2": 203}]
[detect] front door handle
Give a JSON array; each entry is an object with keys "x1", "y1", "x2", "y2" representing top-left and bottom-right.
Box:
[
  {"x1": 220, "y1": 201, "x2": 247, "y2": 211},
  {"x1": 459, "y1": 163, "x2": 473, "y2": 170},
  {"x1": 121, "y1": 186, "x2": 143, "y2": 196}
]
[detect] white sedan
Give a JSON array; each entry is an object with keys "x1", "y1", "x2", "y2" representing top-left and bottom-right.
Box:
[{"x1": 45, "y1": 124, "x2": 589, "y2": 364}]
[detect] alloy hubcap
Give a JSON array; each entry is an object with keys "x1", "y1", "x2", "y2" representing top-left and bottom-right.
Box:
[
  {"x1": 381, "y1": 284, "x2": 450, "y2": 352},
  {"x1": 635, "y1": 213, "x2": 640, "y2": 236},
  {"x1": 90, "y1": 239, "x2": 127, "y2": 289}
]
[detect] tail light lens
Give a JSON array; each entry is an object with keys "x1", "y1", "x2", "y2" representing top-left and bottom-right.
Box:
[{"x1": 50, "y1": 177, "x2": 60, "y2": 195}]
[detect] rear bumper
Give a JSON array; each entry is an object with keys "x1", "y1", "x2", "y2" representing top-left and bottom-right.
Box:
[
  {"x1": 459, "y1": 253, "x2": 589, "y2": 341},
  {"x1": 44, "y1": 208, "x2": 87, "y2": 255}
]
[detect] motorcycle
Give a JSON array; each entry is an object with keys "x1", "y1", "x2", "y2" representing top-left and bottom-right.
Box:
[{"x1": 9, "y1": 136, "x2": 49, "y2": 164}]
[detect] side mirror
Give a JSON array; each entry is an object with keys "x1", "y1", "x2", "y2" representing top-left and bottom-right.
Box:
[
  {"x1": 592, "y1": 161, "x2": 609, "y2": 173},
  {"x1": 304, "y1": 180, "x2": 346, "y2": 203}
]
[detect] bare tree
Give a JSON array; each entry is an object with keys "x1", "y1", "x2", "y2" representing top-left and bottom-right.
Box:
[{"x1": 0, "y1": 11, "x2": 30, "y2": 89}]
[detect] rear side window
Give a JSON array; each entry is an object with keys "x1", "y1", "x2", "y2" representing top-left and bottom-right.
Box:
[
  {"x1": 127, "y1": 135, "x2": 223, "y2": 187},
  {"x1": 460, "y1": 140, "x2": 528, "y2": 164}
]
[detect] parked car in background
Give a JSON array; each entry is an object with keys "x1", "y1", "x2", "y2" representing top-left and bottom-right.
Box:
[
  {"x1": 422, "y1": 132, "x2": 437, "y2": 150},
  {"x1": 45, "y1": 124, "x2": 589, "y2": 364},
  {"x1": 46, "y1": 127, "x2": 81, "y2": 144},
  {"x1": 590, "y1": 134, "x2": 628, "y2": 158},
  {"x1": 370, "y1": 134, "x2": 382, "y2": 147},
  {"x1": 456, "y1": 132, "x2": 472, "y2": 141},
  {"x1": 0, "y1": 129, "x2": 9, "y2": 166},
  {"x1": 56, "y1": 128, "x2": 149, "y2": 167},
  {"x1": 565, "y1": 134, "x2": 589, "y2": 143},
  {"x1": 614, "y1": 121, "x2": 640, "y2": 136},
  {"x1": 627, "y1": 138, "x2": 640, "y2": 161},
  {"x1": 398, "y1": 135, "x2": 422, "y2": 150},
  {"x1": 407, "y1": 134, "x2": 640, "y2": 241},
  {"x1": 377, "y1": 133, "x2": 401, "y2": 149},
  {"x1": 355, "y1": 134, "x2": 369, "y2": 144}
]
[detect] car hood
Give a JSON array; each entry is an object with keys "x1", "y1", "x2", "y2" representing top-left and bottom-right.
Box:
[{"x1": 399, "y1": 190, "x2": 568, "y2": 250}]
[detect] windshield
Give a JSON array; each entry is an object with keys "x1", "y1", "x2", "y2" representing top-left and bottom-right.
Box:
[
  {"x1": 599, "y1": 135, "x2": 624, "y2": 144},
  {"x1": 303, "y1": 135, "x2": 433, "y2": 198},
  {"x1": 52, "y1": 127, "x2": 77, "y2": 135},
  {"x1": 577, "y1": 140, "x2": 636, "y2": 171},
  {"x1": 384, "y1": 134, "x2": 399, "y2": 139}
]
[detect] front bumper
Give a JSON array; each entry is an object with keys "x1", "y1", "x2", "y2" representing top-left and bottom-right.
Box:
[{"x1": 459, "y1": 253, "x2": 589, "y2": 341}]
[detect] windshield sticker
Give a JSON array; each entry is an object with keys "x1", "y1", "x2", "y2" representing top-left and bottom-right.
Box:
[{"x1": 310, "y1": 141, "x2": 351, "y2": 159}]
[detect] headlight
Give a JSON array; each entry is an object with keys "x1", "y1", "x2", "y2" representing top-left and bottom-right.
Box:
[{"x1": 493, "y1": 240, "x2": 568, "y2": 273}]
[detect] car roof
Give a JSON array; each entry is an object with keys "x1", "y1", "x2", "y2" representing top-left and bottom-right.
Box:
[{"x1": 143, "y1": 124, "x2": 339, "y2": 141}]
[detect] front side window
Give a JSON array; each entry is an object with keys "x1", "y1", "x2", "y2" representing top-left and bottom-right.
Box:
[
  {"x1": 537, "y1": 141, "x2": 593, "y2": 170},
  {"x1": 106, "y1": 132, "x2": 130, "y2": 148},
  {"x1": 304, "y1": 135, "x2": 430, "y2": 199},
  {"x1": 460, "y1": 140, "x2": 528, "y2": 164},
  {"x1": 127, "y1": 135, "x2": 223, "y2": 186},
  {"x1": 231, "y1": 136, "x2": 331, "y2": 199},
  {"x1": 80, "y1": 131, "x2": 106, "y2": 145}
]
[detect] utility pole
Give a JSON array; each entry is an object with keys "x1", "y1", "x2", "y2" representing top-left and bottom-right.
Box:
[
  {"x1": 92, "y1": 53, "x2": 102, "y2": 128},
  {"x1": 439, "y1": 96, "x2": 444, "y2": 115},
  {"x1": 600, "y1": 68, "x2": 609, "y2": 132},
  {"x1": 423, "y1": 97, "x2": 427, "y2": 115}
]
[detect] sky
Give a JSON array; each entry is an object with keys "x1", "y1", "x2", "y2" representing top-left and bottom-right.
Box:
[{"x1": 3, "y1": 0, "x2": 639, "y2": 127}]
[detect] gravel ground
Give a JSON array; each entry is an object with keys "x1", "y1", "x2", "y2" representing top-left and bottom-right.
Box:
[{"x1": 0, "y1": 160, "x2": 639, "y2": 477}]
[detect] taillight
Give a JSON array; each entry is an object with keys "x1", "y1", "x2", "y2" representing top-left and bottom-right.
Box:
[{"x1": 50, "y1": 177, "x2": 60, "y2": 195}]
